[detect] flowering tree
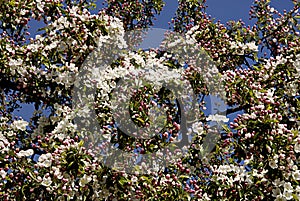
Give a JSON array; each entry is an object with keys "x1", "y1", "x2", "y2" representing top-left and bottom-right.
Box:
[{"x1": 0, "y1": 0, "x2": 300, "y2": 200}]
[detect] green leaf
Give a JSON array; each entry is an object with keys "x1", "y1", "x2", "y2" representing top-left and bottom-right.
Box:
[
  {"x1": 136, "y1": 117, "x2": 145, "y2": 124},
  {"x1": 118, "y1": 177, "x2": 127, "y2": 186},
  {"x1": 222, "y1": 124, "x2": 231, "y2": 133},
  {"x1": 79, "y1": 140, "x2": 84, "y2": 147},
  {"x1": 68, "y1": 161, "x2": 74, "y2": 168},
  {"x1": 179, "y1": 175, "x2": 190, "y2": 180}
]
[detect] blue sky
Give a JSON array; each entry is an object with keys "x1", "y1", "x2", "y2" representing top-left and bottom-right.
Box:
[{"x1": 154, "y1": 0, "x2": 295, "y2": 28}]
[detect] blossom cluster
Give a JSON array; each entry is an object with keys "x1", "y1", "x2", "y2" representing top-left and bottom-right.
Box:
[{"x1": 0, "y1": 0, "x2": 299, "y2": 200}]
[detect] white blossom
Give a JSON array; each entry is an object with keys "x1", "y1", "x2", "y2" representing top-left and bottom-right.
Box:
[
  {"x1": 292, "y1": 170, "x2": 300, "y2": 181},
  {"x1": 12, "y1": 120, "x2": 28, "y2": 131},
  {"x1": 229, "y1": 41, "x2": 258, "y2": 54},
  {"x1": 283, "y1": 190, "x2": 293, "y2": 200},
  {"x1": 283, "y1": 182, "x2": 293, "y2": 193},
  {"x1": 38, "y1": 153, "x2": 52, "y2": 168},
  {"x1": 275, "y1": 194, "x2": 287, "y2": 201},
  {"x1": 269, "y1": 159, "x2": 278, "y2": 169},
  {"x1": 9, "y1": 58, "x2": 23, "y2": 67},
  {"x1": 79, "y1": 174, "x2": 92, "y2": 187},
  {"x1": 41, "y1": 176, "x2": 52, "y2": 187},
  {"x1": 192, "y1": 121, "x2": 204, "y2": 134},
  {"x1": 245, "y1": 42, "x2": 258, "y2": 52},
  {"x1": 17, "y1": 149, "x2": 34, "y2": 158},
  {"x1": 207, "y1": 114, "x2": 229, "y2": 122},
  {"x1": 52, "y1": 167, "x2": 63, "y2": 179},
  {"x1": 272, "y1": 187, "x2": 281, "y2": 197},
  {"x1": 294, "y1": 54, "x2": 300, "y2": 75},
  {"x1": 0, "y1": 170, "x2": 6, "y2": 179},
  {"x1": 294, "y1": 142, "x2": 300, "y2": 153}
]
